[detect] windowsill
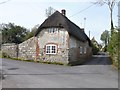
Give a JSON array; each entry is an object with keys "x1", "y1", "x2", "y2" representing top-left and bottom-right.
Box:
[{"x1": 46, "y1": 53, "x2": 57, "y2": 55}]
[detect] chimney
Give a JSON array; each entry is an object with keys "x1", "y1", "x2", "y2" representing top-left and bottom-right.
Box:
[{"x1": 61, "y1": 9, "x2": 66, "y2": 16}]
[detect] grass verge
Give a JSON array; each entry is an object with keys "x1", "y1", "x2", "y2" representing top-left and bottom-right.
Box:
[{"x1": 1, "y1": 52, "x2": 66, "y2": 66}]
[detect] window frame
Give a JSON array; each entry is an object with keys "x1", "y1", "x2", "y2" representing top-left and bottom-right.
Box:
[
  {"x1": 84, "y1": 47, "x2": 87, "y2": 54},
  {"x1": 46, "y1": 44, "x2": 57, "y2": 55},
  {"x1": 80, "y1": 46, "x2": 83, "y2": 54},
  {"x1": 48, "y1": 28, "x2": 58, "y2": 34}
]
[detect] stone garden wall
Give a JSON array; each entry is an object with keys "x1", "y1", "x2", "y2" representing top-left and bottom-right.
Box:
[
  {"x1": 1, "y1": 37, "x2": 37, "y2": 60},
  {"x1": 18, "y1": 37, "x2": 36, "y2": 60},
  {"x1": 1, "y1": 43, "x2": 18, "y2": 58}
]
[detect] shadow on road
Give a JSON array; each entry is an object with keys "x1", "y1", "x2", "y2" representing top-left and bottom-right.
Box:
[
  {"x1": 84, "y1": 56, "x2": 112, "y2": 65},
  {"x1": 83, "y1": 52, "x2": 113, "y2": 65}
]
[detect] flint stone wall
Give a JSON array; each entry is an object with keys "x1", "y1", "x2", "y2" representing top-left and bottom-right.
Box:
[
  {"x1": 1, "y1": 37, "x2": 37, "y2": 60},
  {"x1": 18, "y1": 37, "x2": 36, "y2": 60},
  {"x1": 1, "y1": 43, "x2": 18, "y2": 58}
]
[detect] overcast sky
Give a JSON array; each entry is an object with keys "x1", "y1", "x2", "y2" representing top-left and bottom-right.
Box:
[{"x1": 0, "y1": 0, "x2": 118, "y2": 43}]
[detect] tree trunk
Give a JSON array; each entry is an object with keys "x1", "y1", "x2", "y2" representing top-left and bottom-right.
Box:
[{"x1": 110, "y1": 9, "x2": 114, "y2": 35}]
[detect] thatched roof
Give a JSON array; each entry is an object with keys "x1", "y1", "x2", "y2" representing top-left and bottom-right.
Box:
[{"x1": 35, "y1": 11, "x2": 91, "y2": 45}]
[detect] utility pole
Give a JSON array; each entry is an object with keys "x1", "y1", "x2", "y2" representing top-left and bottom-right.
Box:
[
  {"x1": 118, "y1": 1, "x2": 120, "y2": 29},
  {"x1": 84, "y1": 17, "x2": 90, "y2": 39},
  {"x1": 89, "y1": 30, "x2": 90, "y2": 39},
  {"x1": 84, "y1": 17, "x2": 86, "y2": 31}
]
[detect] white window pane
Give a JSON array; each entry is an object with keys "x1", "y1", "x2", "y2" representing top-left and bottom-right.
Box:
[
  {"x1": 80, "y1": 46, "x2": 82, "y2": 54},
  {"x1": 46, "y1": 46, "x2": 49, "y2": 53},
  {"x1": 53, "y1": 28, "x2": 55, "y2": 33},
  {"x1": 52, "y1": 46, "x2": 56, "y2": 53},
  {"x1": 84, "y1": 47, "x2": 86, "y2": 54}
]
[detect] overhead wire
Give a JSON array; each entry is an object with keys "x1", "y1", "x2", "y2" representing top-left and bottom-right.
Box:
[{"x1": 69, "y1": 3, "x2": 96, "y2": 18}]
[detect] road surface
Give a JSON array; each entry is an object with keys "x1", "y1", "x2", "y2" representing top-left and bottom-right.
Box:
[{"x1": 1, "y1": 53, "x2": 118, "y2": 88}]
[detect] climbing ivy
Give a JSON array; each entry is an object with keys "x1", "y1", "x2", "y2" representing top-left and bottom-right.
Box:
[{"x1": 107, "y1": 28, "x2": 120, "y2": 69}]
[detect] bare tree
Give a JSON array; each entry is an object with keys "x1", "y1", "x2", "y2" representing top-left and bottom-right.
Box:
[
  {"x1": 94, "y1": 0, "x2": 117, "y2": 34},
  {"x1": 0, "y1": 0, "x2": 11, "y2": 5},
  {"x1": 45, "y1": 6, "x2": 56, "y2": 17}
]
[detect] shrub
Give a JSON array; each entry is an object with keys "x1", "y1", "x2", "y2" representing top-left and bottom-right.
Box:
[
  {"x1": 91, "y1": 43, "x2": 100, "y2": 55},
  {"x1": 107, "y1": 28, "x2": 119, "y2": 69},
  {"x1": 2, "y1": 52, "x2": 10, "y2": 58}
]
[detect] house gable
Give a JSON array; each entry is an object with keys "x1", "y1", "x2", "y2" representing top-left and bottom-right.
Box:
[
  {"x1": 35, "y1": 11, "x2": 91, "y2": 46},
  {"x1": 37, "y1": 28, "x2": 69, "y2": 49}
]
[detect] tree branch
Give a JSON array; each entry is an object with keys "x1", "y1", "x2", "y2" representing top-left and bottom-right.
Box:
[{"x1": 0, "y1": 0, "x2": 11, "y2": 5}]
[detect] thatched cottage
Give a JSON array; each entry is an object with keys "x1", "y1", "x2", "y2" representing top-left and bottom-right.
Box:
[{"x1": 34, "y1": 10, "x2": 92, "y2": 65}]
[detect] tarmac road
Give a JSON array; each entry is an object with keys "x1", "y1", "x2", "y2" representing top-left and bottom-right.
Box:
[{"x1": 1, "y1": 53, "x2": 118, "y2": 88}]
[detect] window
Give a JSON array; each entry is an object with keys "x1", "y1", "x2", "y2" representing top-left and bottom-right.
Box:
[
  {"x1": 48, "y1": 28, "x2": 58, "y2": 33},
  {"x1": 46, "y1": 44, "x2": 57, "y2": 54},
  {"x1": 84, "y1": 47, "x2": 87, "y2": 54},
  {"x1": 80, "y1": 46, "x2": 87, "y2": 54},
  {"x1": 46, "y1": 46, "x2": 50, "y2": 53},
  {"x1": 80, "y1": 46, "x2": 82, "y2": 54}
]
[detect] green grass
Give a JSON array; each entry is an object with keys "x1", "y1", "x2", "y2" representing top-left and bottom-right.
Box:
[
  {"x1": 1, "y1": 52, "x2": 67, "y2": 66},
  {"x1": 38, "y1": 60, "x2": 65, "y2": 65},
  {"x1": 0, "y1": 51, "x2": 2, "y2": 58}
]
